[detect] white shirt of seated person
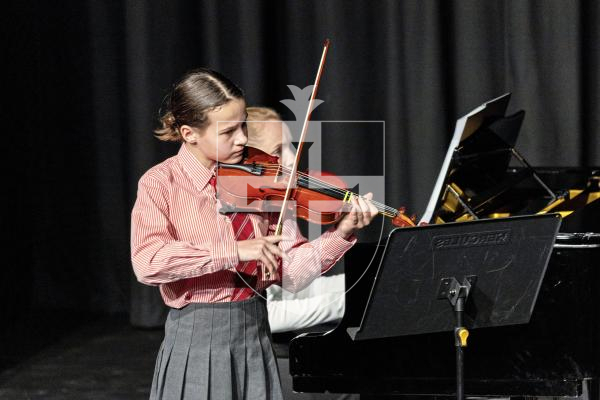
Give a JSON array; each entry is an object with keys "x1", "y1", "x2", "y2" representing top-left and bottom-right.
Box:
[{"x1": 246, "y1": 115, "x2": 346, "y2": 333}]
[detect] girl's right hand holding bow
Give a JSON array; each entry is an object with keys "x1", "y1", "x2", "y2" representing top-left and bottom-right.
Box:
[{"x1": 237, "y1": 235, "x2": 291, "y2": 280}]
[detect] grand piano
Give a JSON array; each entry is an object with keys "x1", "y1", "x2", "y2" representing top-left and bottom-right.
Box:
[{"x1": 289, "y1": 94, "x2": 600, "y2": 399}]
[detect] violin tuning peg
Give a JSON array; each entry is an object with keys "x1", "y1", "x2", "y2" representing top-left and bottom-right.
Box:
[
  {"x1": 411, "y1": 214, "x2": 417, "y2": 222},
  {"x1": 398, "y1": 206, "x2": 406, "y2": 214}
]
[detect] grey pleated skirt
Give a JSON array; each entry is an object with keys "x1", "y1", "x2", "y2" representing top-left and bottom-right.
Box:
[{"x1": 150, "y1": 296, "x2": 283, "y2": 400}]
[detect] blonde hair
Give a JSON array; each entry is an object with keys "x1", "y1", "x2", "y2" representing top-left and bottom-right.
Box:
[
  {"x1": 246, "y1": 107, "x2": 282, "y2": 143},
  {"x1": 154, "y1": 68, "x2": 244, "y2": 142},
  {"x1": 246, "y1": 107, "x2": 281, "y2": 122}
]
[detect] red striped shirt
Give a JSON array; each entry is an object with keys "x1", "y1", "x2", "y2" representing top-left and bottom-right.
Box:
[{"x1": 131, "y1": 144, "x2": 356, "y2": 308}]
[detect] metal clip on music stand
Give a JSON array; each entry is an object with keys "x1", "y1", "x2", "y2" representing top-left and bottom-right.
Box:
[{"x1": 347, "y1": 214, "x2": 561, "y2": 400}]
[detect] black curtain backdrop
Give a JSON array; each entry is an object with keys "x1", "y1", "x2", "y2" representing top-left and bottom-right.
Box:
[{"x1": 4, "y1": 0, "x2": 599, "y2": 329}]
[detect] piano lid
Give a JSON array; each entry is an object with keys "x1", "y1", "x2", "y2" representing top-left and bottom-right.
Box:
[
  {"x1": 421, "y1": 93, "x2": 520, "y2": 223},
  {"x1": 418, "y1": 93, "x2": 600, "y2": 225}
]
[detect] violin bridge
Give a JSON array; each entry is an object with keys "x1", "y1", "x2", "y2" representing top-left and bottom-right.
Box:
[{"x1": 272, "y1": 165, "x2": 286, "y2": 184}]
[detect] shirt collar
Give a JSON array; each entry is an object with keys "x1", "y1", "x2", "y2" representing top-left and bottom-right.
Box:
[{"x1": 177, "y1": 144, "x2": 216, "y2": 191}]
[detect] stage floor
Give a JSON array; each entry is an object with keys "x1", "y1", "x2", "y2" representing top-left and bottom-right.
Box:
[
  {"x1": 0, "y1": 315, "x2": 162, "y2": 399},
  {"x1": 0, "y1": 315, "x2": 359, "y2": 399}
]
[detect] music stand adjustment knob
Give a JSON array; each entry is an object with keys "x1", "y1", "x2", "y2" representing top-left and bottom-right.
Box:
[{"x1": 456, "y1": 328, "x2": 469, "y2": 347}]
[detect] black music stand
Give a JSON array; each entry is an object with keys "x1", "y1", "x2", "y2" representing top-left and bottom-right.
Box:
[{"x1": 347, "y1": 214, "x2": 561, "y2": 400}]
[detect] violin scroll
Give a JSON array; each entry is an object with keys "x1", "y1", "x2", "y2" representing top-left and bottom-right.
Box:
[{"x1": 391, "y1": 206, "x2": 417, "y2": 227}]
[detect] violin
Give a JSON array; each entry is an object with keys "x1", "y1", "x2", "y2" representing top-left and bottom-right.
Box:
[
  {"x1": 216, "y1": 146, "x2": 416, "y2": 228},
  {"x1": 217, "y1": 39, "x2": 416, "y2": 230}
]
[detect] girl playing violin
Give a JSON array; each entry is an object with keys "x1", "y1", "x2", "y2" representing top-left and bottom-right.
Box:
[{"x1": 131, "y1": 68, "x2": 378, "y2": 400}]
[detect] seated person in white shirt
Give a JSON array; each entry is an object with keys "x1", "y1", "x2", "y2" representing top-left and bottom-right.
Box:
[{"x1": 246, "y1": 106, "x2": 347, "y2": 334}]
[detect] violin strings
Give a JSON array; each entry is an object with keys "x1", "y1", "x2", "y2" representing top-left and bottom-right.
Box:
[
  {"x1": 254, "y1": 164, "x2": 400, "y2": 217},
  {"x1": 264, "y1": 165, "x2": 398, "y2": 215}
]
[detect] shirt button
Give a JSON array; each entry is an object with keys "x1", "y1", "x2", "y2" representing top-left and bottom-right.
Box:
[{"x1": 184, "y1": 293, "x2": 191, "y2": 301}]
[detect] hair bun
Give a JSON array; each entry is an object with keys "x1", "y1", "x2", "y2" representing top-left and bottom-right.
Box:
[{"x1": 154, "y1": 111, "x2": 181, "y2": 142}]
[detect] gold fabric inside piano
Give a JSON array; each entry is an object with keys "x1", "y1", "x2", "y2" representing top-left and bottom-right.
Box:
[{"x1": 435, "y1": 169, "x2": 600, "y2": 224}]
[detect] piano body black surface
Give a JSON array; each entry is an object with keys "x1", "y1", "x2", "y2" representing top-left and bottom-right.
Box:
[
  {"x1": 290, "y1": 168, "x2": 600, "y2": 398},
  {"x1": 290, "y1": 95, "x2": 600, "y2": 398}
]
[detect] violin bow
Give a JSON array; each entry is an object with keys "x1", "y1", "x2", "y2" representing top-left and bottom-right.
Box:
[{"x1": 274, "y1": 39, "x2": 330, "y2": 235}]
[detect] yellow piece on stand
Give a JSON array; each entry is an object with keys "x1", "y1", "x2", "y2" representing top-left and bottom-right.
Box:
[{"x1": 458, "y1": 328, "x2": 469, "y2": 347}]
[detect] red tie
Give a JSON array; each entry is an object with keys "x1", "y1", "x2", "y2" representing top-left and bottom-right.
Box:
[{"x1": 210, "y1": 175, "x2": 260, "y2": 300}]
